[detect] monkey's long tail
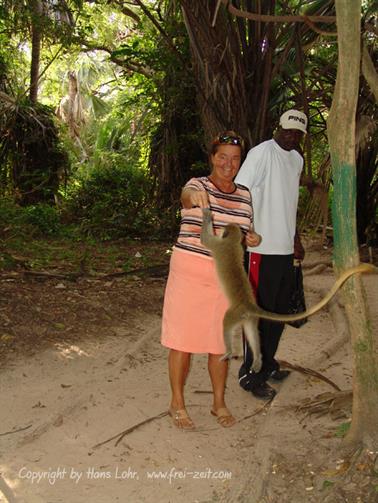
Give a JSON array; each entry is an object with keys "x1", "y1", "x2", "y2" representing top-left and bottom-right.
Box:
[{"x1": 255, "y1": 263, "x2": 377, "y2": 323}]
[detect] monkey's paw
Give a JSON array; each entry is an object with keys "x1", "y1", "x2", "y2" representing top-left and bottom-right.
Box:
[
  {"x1": 251, "y1": 354, "x2": 262, "y2": 373},
  {"x1": 220, "y1": 352, "x2": 233, "y2": 362}
]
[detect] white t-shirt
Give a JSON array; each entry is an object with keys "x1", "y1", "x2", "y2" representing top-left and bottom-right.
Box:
[{"x1": 235, "y1": 139, "x2": 303, "y2": 255}]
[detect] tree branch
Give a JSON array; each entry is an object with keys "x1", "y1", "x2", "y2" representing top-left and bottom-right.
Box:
[
  {"x1": 79, "y1": 43, "x2": 155, "y2": 78},
  {"x1": 303, "y1": 16, "x2": 337, "y2": 36},
  {"x1": 132, "y1": 0, "x2": 186, "y2": 66},
  {"x1": 361, "y1": 43, "x2": 378, "y2": 103},
  {"x1": 111, "y1": 0, "x2": 140, "y2": 24},
  {"x1": 219, "y1": 0, "x2": 336, "y2": 24},
  {"x1": 91, "y1": 411, "x2": 169, "y2": 449}
]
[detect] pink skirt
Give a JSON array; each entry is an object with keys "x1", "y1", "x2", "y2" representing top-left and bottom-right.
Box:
[{"x1": 161, "y1": 248, "x2": 229, "y2": 354}]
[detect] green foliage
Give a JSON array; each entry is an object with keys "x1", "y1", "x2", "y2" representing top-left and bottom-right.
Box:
[
  {"x1": 0, "y1": 94, "x2": 69, "y2": 204},
  {"x1": 0, "y1": 197, "x2": 23, "y2": 230},
  {"x1": 0, "y1": 0, "x2": 84, "y2": 43},
  {"x1": 112, "y1": 36, "x2": 161, "y2": 71},
  {"x1": 0, "y1": 193, "x2": 172, "y2": 276},
  {"x1": 321, "y1": 480, "x2": 334, "y2": 490},
  {"x1": 66, "y1": 160, "x2": 175, "y2": 240},
  {"x1": 355, "y1": 338, "x2": 369, "y2": 352},
  {"x1": 0, "y1": 197, "x2": 62, "y2": 238},
  {"x1": 1, "y1": 0, "x2": 373, "y2": 243},
  {"x1": 21, "y1": 204, "x2": 61, "y2": 235},
  {"x1": 335, "y1": 421, "x2": 351, "y2": 438}
]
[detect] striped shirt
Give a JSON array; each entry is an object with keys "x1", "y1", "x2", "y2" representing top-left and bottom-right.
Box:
[{"x1": 175, "y1": 177, "x2": 253, "y2": 257}]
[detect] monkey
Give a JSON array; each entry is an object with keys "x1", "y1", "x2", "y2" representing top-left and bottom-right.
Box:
[{"x1": 200, "y1": 208, "x2": 377, "y2": 371}]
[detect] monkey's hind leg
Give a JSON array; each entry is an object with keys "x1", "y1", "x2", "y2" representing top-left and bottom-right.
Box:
[
  {"x1": 220, "y1": 310, "x2": 238, "y2": 361},
  {"x1": 243, "y1": 318, "x2": 262, "y2": 373}
]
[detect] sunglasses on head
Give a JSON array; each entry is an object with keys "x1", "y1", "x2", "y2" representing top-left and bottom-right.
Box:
[{"x1": 214, "y1": 134, "x2": 243, "y2": 147}]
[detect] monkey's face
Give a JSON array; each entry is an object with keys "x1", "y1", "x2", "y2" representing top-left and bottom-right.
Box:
[{"x1": 222, "y1": 224, "x2": 243, "y2": 242}]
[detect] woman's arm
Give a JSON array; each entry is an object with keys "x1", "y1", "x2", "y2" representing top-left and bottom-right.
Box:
[{"x1": 181, "y1": 187, "x2": 209, "y2": 209}]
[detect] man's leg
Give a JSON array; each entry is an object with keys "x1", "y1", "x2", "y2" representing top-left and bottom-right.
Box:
[
  {"x1": 257, "y1": 254, "x2": 294, "y2": 375},
  {"x1": 239, "y1": 253, "x2": 294, "y2": 398},
  {"x1": 239, "y1": 252, "x2": 274, "y2": 397}
]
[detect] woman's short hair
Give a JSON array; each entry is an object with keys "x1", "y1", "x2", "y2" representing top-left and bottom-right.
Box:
[{"x1": 210, "y1": 130, "x2": 245, "y2": 156}]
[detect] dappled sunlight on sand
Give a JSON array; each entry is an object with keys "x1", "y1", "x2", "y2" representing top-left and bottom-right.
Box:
[{"x1": 54, "y1": 343, "x2": 90, "y2": 359}]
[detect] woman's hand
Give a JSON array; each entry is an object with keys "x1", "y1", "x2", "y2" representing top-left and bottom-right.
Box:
[
  {"x1": 181, "y1": 188, "x2": 209, "y2": 209},
  {"x1": 245, "y1": 229, "x2": 262, "y2": 247}
]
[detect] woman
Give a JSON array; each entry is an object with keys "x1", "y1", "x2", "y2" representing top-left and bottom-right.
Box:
[{"x1": 161, "y1": 131, "x2": 261, "y2": 429}]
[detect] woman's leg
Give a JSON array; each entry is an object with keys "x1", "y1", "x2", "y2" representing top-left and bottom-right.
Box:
[
  {"x1": 168, "y1": 349, "x2": 194, "y2": 428},
  {"x1": 208, "y1": 354, "x2": 236, "y2": 427}
]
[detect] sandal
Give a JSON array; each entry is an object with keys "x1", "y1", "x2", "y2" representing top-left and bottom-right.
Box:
[
  {"x1": 168, "y1": 408, "x2": 195, "y2": 430},
  {"x1": 210, "y1": 407, "x2": 236, "y2": 428}
]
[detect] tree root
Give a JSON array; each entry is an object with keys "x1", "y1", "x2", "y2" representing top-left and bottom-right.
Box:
[
  {"x1": 302, "y1": 259, "x2": 333, "y2": 270},
  {"x1": 303, "y1": 263, "x2": 330, "y2": 276},
  {"x1": 321, "y1": 447, "x2": 378, "y2": 503},
  {"x1": 91, "y1": 410, "x2": 169, "y2": 450},
  {"x1": 0, "y1": 424, "x2": 33, "y2": 436},
  {"x1": 238, "y1": 398, "x2": 273, "y2": 422},
  {"x1": 295, "y1": 389, "x2": 352, "y2": 419},
  {"x1": 277, "y1": 359, "x2": 341, "y2": 391}
]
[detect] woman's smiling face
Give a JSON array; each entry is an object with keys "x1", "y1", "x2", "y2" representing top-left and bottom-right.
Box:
[{"x1": 210, "y1": 144, "x2": 242, "y2": 185}]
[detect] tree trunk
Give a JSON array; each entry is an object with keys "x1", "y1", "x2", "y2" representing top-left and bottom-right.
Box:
[
  {"x1": 29, "y1": 0, "x2": 43, "y2": 104},
  {"x1": 180, "y1": 0, "x2": 276, "y2": 149},
  {"x1": 327, "y1": 0, "x2": 378, "y2": 449}
]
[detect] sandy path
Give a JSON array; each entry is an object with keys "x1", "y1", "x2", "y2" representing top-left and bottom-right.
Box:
[{"x1": 0, "y1": 266, "x2": 377, "y2": 503}]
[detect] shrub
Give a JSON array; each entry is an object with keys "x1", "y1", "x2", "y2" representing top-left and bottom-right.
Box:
[
  {"x1": 65, "y1": 160, "x2": 166, "y2": 239},
  {"x1": 21, "y1": 204, "x2": 61, "y2": 235},
  {"x1": 0, "y1": 198, "x2": 62, "y2": 238}
]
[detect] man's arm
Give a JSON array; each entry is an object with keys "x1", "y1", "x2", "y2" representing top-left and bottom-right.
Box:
[
  {"x1": 294, "y1": 229, "x2": 305, "y2": 260},
  {"x1": 234, "y1": 144, "x2": 266, "y2": 189}
]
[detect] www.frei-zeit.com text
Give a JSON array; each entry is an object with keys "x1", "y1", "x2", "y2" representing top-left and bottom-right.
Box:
[{"x1": 18, "y1": 466, "x2": 233, "y2": 485}]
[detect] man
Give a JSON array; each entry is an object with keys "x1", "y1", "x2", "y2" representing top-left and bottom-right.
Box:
[{"x1": 234, "y1": 109, "x2": 307, "y2": 399}]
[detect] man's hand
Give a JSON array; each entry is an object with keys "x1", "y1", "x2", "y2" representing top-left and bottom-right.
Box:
[
  {"x1": 181, "y1": 187, "x2": 209, "y2": 209},
  {"x1": 294, "y1": 230, "x2": 305, "y2": 260}
]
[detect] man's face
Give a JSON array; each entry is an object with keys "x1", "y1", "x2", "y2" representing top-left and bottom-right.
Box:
[{"x1": 275, "y1": 128, "x2": 304, "y2": 151}]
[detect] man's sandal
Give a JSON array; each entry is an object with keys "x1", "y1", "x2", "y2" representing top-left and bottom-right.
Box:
[
  {"x1": 210, "y1": 407, "x2": 236, "y2": 428},
  {"x1": 168, "y1": 408, "x2": 195, "y2": 430}
]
